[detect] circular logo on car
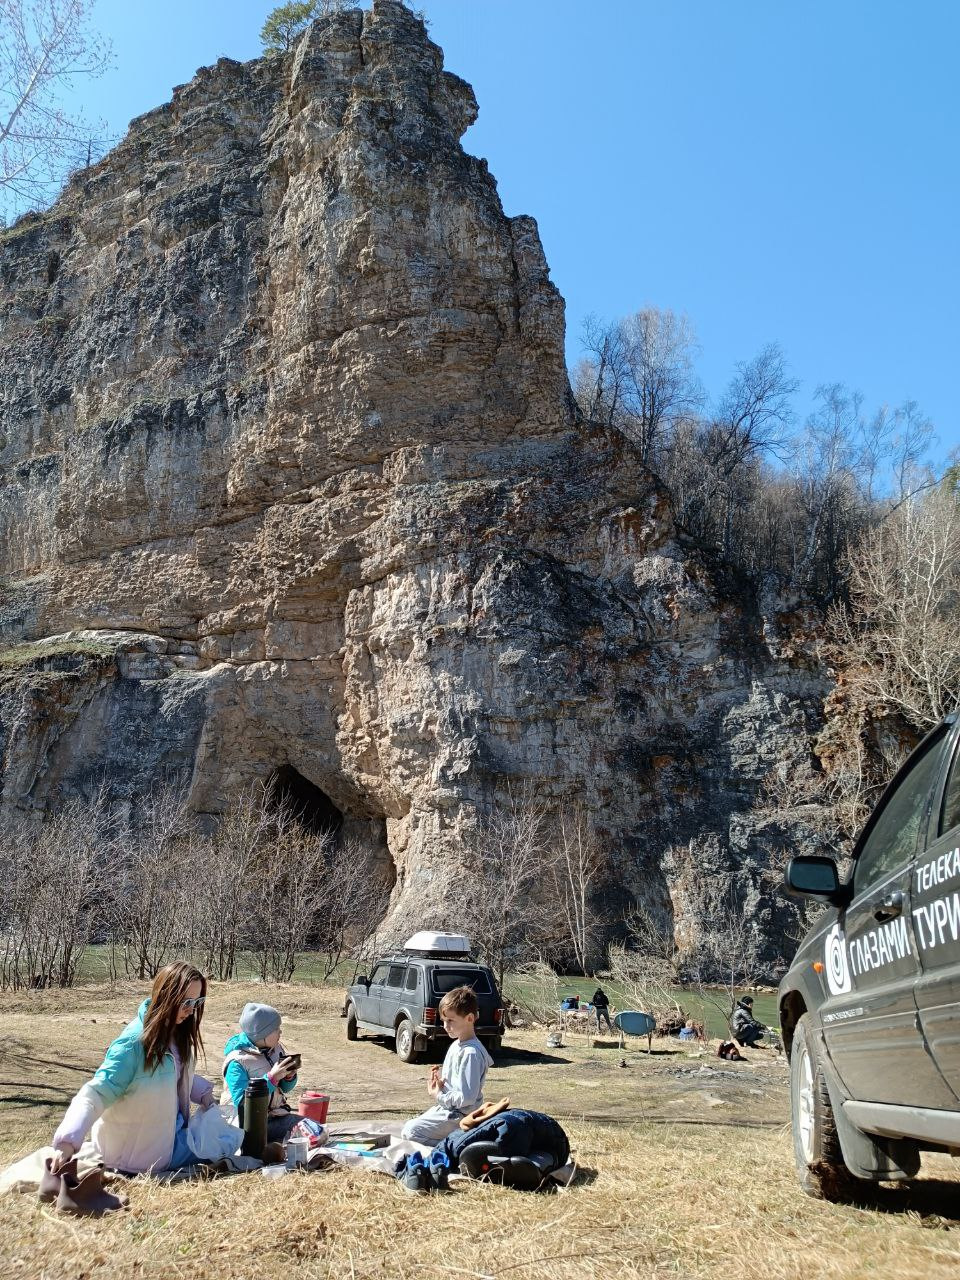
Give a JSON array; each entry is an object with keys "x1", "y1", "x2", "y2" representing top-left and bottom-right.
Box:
[{"x1": 824, "y1": 922, "x2": 852, "y2": 995}]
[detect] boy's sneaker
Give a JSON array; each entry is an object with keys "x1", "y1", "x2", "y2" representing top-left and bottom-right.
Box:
[
  {"x1": 396, "y1": 1152, "x2": 430, "y2": 1195},
  {"x1": 428, "y1": 1149, "x2": 451, "y2": 1192}
]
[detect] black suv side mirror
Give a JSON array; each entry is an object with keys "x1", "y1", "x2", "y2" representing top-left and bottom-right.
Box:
[
  {"x1": 356, "y1": 974, "x2": 369, "y2": 987},
  {"x1": 784, "y1": 855, "x2": 845, "y2": 904}
]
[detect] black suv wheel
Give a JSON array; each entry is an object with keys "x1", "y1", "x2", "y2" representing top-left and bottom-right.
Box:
[
  {"x1": 395, "y1": 1017, "x2": 421, "y2": 1064},
  {"x1": 790, "y1": 1015, "x2": 853, "y2": 1200}
]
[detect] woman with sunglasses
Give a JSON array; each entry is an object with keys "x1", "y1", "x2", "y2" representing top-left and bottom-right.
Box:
[{"x1": 50, "y1": 961, "x2": 216, "y2": 1174}]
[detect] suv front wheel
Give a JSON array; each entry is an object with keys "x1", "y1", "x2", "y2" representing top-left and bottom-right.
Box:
[
  {"x1": 395, "y1": 1017, "x2": 421, "y2": 1064},
  {"x1": 790, "y1": 1014, "x2": 854, "y2": 1200},
  {"x1": 346, "y1": 1002, "x2": 359, "y2": 1042}
]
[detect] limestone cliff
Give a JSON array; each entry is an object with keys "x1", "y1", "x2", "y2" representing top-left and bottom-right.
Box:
[{"x1": 0, "y1": 1, "x2": 831, "y2": 975}]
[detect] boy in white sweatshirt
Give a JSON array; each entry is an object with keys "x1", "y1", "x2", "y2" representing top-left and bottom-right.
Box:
[{"x1": 401, "y1": 985, "x2": 493, "y2": 1145}]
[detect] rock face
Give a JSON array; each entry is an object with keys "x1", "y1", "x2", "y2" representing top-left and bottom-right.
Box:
[{"x1": 0, "y1": 2, "x2": 831, "y2": 975}]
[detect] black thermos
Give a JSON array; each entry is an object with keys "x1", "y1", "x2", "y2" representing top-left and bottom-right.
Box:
[{"x1": 240, "y1": 1078, "x2": 269, "y2": 1158}]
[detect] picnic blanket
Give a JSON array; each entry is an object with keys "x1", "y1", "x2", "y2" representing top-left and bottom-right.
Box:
[
  {"x1": 2, "y1": 1120, "x2": 576, "y2": 1191},
  {"x1": 0, "y1": 1144, "x2": 261, "y2": 1195}
]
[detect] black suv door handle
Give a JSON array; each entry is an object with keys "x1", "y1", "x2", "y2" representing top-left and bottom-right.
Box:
[{"x1": 874, "y1": 891, "x2": 903, "y2": 922}]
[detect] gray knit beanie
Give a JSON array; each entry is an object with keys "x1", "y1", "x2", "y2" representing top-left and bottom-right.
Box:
[{"x1": 239, "y1": 1002, "x2": 282, "y2": 1044}]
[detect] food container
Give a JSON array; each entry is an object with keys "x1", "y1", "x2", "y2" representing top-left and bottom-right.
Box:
[
  {"x1": 286, "y1": 1136, "x2": 310, "y2": 1168},
  {"x1": 299, "y1": 1091, "x2": 330, "y2": 1123}
]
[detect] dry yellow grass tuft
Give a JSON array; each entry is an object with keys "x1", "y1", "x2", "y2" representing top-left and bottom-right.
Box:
[{"x1": 0, "y1": 982, "x2": 958, "y2": 1279}]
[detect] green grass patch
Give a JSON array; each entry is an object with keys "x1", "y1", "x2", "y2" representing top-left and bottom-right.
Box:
[{"x1": 0, "y1": 638, "x2": 117, "y2": 671}]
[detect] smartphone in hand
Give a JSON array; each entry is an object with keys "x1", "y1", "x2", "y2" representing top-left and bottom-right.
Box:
[{"x1": 281, "y1": 1053, "x2": 301, "y2": 1075}]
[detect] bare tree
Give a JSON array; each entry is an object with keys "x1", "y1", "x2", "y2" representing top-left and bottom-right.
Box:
[
  {"x1": 113, "y1": 786, "x2": 196, "y2": 980},
  {"x1": 548, "y1": 802, "x2": 604, "y2": 975},
  {"x1": 708, "y1": 343, "x2": 797, "y2": 474},
  {"x1": 573, "y1": 314, "x2": 629, "y2": 428},
  {"x1": 0, "y1": 0, "x2": 112, "y2": 217},
  {"x1": 464, "y1": 787, "x2": 553, "y2": 989},
  {"x1": 312, "y1": 837, "x2": 391, "y2": 980},
  {"x1": 250, "y1": 805, "x2": 332, "y2": 983},
  {"x1": 575, "y1": 308, "x2": 702, "y2": 462},
  {"x1": 833, "y1": 486, "x2": 960, "y2": 731}
]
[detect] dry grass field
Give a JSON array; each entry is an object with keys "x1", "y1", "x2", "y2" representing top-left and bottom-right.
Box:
[{"x1": 1, "y1": 981, "x2": 959, "y2": 1279}]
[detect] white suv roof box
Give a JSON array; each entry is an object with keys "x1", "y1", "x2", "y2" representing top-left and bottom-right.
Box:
[{"x1": 404, "y1": 931, "x2": 471, "y2": 955}]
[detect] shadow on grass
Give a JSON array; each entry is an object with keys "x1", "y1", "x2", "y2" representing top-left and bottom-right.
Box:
[
  {"x1": 350, "y1": 1036, "x2": 579, "y2": 1068},
  {"x1": 10, "y1": 1055, "x2": 94, "y2": 1076},
  {"x1": 494, "y1": 1047, "x2": 574, "y2": 1066},
  {"x1": 0, "y1": 1091, "x2": 73, "y2": 1108},
  {"x1": 842, "y1": 1179, "x2": 960, "y2": 1222}
]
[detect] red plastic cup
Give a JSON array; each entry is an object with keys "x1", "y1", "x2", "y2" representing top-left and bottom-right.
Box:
[{"x1": 298, "y1": 1091, "x2": 330, "y2": 1123}]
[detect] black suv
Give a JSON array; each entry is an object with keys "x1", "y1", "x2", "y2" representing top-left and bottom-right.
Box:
[
  {"x1": 779, "y1": 713, "x2": 960, "y2": 1198},
  {"x1": 344, "y1": 950, "x2": 505, "y2": 1063}
]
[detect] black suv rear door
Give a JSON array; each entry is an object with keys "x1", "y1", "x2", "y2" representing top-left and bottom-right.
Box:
[
  {"x1": 913, "y1": 720, "x2": 960, "y2": 1099},
  {"x1": 823, "y1": 725, "x2": 953, "y2": 1106}
]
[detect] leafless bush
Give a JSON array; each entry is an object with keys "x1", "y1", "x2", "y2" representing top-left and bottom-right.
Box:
[
  {"x1": 502, "y1": 960, "x2": 564, "y2": 1027},
  {"x1": 190, "y1": 784, "x2": 276, "y2": 980},
  {"x1": 608, "y1": 906, "x2": 685, "y2": 1024},
  {"x1": 109, "y1": 787, "x2": 196, "y2": 980},
  {"x1": 0, "y1": 790, "x2": 118, "y2": 990},
  {"x1": 683, "y1": 890, "x2": 763, "y2": 1024},
  {"x1": 248, "y1": 803, "x2": 330, "y2": 984},
  {"x1": 0, "y1": 776, "x2": 394, "y2": 990},
  {"x1": 835, "y1": 487, "x2": 960, "y2": 728}
]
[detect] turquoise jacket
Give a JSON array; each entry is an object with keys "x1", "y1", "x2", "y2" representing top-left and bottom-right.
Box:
[
  {"x1": 221, "y1": 1032, "x2": 298, "y2": 1111},
  {"x1": 53, "y1": 998, "x2": 212, "y2": 1173}
]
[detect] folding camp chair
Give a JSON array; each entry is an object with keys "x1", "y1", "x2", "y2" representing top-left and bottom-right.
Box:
[{"x1": 613, "y1": 1010, "x2": 657, "y2": 1053}]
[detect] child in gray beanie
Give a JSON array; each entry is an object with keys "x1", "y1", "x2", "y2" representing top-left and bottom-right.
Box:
[{"x1": 221, "y1": 1002, "x2": 300, "y2": 1143}]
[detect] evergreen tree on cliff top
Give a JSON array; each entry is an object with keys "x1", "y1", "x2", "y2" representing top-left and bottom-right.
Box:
[{"x1": 260, "y1": 0, "x2": 350, "y2": 54}]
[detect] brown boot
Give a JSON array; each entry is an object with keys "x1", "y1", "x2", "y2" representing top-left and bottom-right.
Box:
[
  {"x1": 38, "y1": 1155, "x2": 76, "y2": 1204},
  {"x1": 56, "y1": 1166, "x2": 126, "y2": 1217}
]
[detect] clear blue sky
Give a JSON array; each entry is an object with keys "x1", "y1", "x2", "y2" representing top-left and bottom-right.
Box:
[{"x1": 62, "y1": 1, "x2": 960, "y2": 457}]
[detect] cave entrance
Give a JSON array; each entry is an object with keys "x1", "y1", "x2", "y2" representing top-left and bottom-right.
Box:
[{"x1": 270, "y1": 765, "x2": 344, "y2": 837}]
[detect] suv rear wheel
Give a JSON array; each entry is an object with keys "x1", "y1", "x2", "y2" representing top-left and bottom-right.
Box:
[
  {"x1": 395, "y1": 1017, "x2": 421, "y2": 1064},
  {"x1": 791, "y1": 1014, "x2": 854, "y2": 1200},
  {"x1": 482, "y1": 1036, "x2": 501, "y2": 1055}
]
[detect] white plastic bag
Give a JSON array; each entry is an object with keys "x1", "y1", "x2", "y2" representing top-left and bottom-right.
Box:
[{"x1": 186, "y1": 1105, "x2": 244, "y2": 1161}]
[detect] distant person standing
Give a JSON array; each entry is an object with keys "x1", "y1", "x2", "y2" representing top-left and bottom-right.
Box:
[{"x1": 592, "y1": 986, "x2": 613, "y2": 1033}]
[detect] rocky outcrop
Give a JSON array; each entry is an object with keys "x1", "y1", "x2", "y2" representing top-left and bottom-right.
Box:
[{"x1": 0, "y1": 1, "x2": 832, "y2": 975}]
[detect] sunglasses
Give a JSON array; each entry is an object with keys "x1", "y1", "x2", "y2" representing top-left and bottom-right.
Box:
[{"x1": 180, "y1": 996, "x2": 205, "y2": 1011}]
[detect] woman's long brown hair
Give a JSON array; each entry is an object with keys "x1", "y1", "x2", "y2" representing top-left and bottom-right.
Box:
[{"x1": 140, "y1": 961, "x2": 207, "y2": 1074}]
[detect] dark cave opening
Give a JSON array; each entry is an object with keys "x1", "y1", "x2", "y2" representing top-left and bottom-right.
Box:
[{"x1": 270, "y1": 764, "x2": 344, "y2": 837}]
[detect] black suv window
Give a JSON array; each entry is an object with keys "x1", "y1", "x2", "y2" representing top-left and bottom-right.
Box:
[
  {"x1": 404, "y1": 967, "x2": 420, "y2": 991},
  {"x1": 854, "y1": 730, "x2": 948, "y2": 892},
  {"x1": 939, "y1": 741, "x2": 960, "y2": 836},
  {"x1": 387, "y1": 965, "x2": 405, "y2": 988},
  {"x1": 432, "y1": 969, "x2": 492, "y2": 995}
]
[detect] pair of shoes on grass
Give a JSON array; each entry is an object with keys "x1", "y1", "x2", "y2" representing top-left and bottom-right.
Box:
[
  {"x1": 38, "y1": 1157, "x2": 127, "y2": 1217},
  {"x1": 396, "y1": 1150, "x2": 450, "y2": 1194}
]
